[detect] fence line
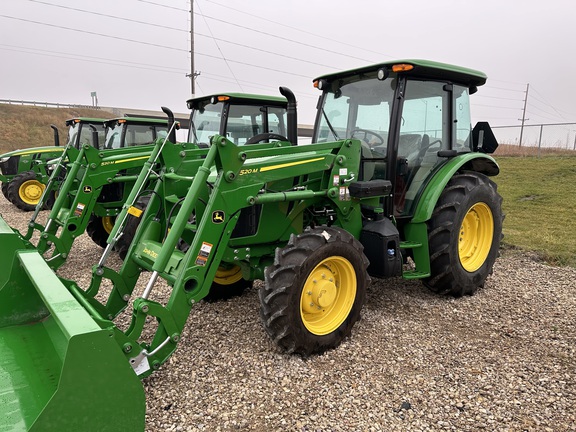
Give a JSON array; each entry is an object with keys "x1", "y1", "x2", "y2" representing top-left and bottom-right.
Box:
[
  {"x1": 492, "y1": 123, "x2": 576, "y2": 153},
  {"x1": 0, "y1": 98, "x2": 100, "y2": 110}
]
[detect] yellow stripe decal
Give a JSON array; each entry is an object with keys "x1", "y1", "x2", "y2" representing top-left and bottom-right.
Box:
[
  {"x1": 110, "y1": 155, "x2": 150, "y2": 164},
  {"x1": 13, "y1": 148, "x2": 64, "y2": 156},
  {"x1": 260, "y1": 157, "x2": 325, "y2": 172}
]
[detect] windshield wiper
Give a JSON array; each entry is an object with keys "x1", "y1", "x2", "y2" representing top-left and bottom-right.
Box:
[
  {"x1": 321, "y1": 108, "x2": 340, "y2": 141},
  {"x1": 190, "y1": 119, "x2": 199, "y2": 144}
]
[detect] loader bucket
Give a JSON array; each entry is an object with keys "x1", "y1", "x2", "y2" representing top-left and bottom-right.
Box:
[{"x1": 0, "y1": 249, "x2": 145, "y2": 431}]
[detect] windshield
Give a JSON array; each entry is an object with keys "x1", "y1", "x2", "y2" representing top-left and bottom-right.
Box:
[
  {"x1": 105, "y1": 123, "x2": 168, "y2": 149},
  {"x1": 315, "y1": 74, "x2": 396, "y2": 153},
  {"x1": 66, "y1": 123, "x2": 105, "y2": 148},
  {"x1": 66, "y1": 124, "x2": 79, "y2": 147},
  {"x1": 227, "y1": 104, "x2": 287, "y2": 145},
  {"x1": 189, "y1": 102, "x2": 288, "y2": 146},
  {"x1": 189, "y1": 103, "x2": 223, "y2": 146},
  {"x1": 105, "y1": 123, "x2": 123, "y2": 149}
]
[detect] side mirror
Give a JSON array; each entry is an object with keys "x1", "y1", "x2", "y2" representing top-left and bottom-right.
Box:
[{"x1": 472, "y1": 122, "x2": 498, "y2": 154}]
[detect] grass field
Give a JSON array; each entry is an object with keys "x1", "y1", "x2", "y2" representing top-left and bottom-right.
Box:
[
  {"x1": 495, "y1": 155, "x2": 576, "y2": 267},
  {"x1": 0, "y1": 104, "x2": 112, "y2": 153}
]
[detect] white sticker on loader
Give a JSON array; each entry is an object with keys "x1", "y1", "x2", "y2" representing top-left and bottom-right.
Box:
[
  {"x1": 199, "y1": 242, "x2": 213, "y2": 258},
  {"x1": 321, "y1": 230, "x2": 331, "y2": 241},
  {"x1": 74, "y1": 203, "x2": 85, "y2": 217},
  {"x1": 130, "y1": 355, "x2": 151, "y2": 376}
]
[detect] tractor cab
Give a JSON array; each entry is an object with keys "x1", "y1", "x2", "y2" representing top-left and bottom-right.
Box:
[
  {"x1": 313, "y1": 59, "x2": 499, "y2": 218},
  {"x1": 187, "y1": 93, "x2": 288, "y2": 147},
  {"x1": 103, "y1": 117, "x2": 177, "y2": 150},
  {"x1": 64, "y1": 117, "x2": 107, "y2": 149}
]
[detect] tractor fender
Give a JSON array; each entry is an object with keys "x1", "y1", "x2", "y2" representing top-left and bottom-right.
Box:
[{"x1": 410, "y1": 153, "x2": 499, "y2": 224}]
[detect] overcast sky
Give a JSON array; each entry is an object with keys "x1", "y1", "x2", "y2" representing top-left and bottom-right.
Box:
[{"x1": 1, "y1": 0, "x2": 574, "y2": 128}]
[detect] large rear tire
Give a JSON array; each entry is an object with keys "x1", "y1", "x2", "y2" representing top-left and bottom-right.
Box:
[
  {"x1": 6, "y1": 171, "x2": 45, "y2": 211},
  {"x1": 87, "y1": 215, "x2": 115, "y2": 249},
  {"x1": 424, "y1": 172, "x2": 503, "y2": 297},
  {"x1": 260, "y1": 226, "x2": 369, "y2": 356}
]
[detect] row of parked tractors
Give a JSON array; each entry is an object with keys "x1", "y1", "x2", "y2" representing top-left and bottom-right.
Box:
[{"x1": 0, "y1": 60, "x2": 503, "y2": 431}]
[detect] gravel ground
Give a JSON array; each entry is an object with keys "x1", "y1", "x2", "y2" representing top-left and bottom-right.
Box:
[{"x1": 1, "y1": 196, "x2": 575, "y2": 432}]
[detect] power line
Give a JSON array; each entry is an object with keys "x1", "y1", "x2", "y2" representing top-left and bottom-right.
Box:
[
  {"x1": 194, "y1": 0, "x2": 243, "y2": 91},
  {"x1": 0, "y1": 14, "x2": 308, "y2": 77},
  {"x1": 194, "y1": 32, "x2": 336, "y2": 70},
  {"x1": 0, "y1": 13, "x2": 313, "y2": 80},
  {"x1": 134, "y1": 0, "x2": 188, "y2": 12},
  {"x1": 16, "y1": 0, "x2": 377, "y2": 80},
  {"x1": 474, "y1": 104, "x2": 524, "y2": 111},
  {"x1": 24, "y1": 0, "x2": 187, "y2": 32},
  {"x1": 203, "y1": 0, "x2": 391, "y2": 60},
  {"x1": 530, "y1": 85, "x2": 569, "y2": 121},
  {"x1": 195, "y1": 12, "x2": 376, "y2": 63},
  {"x1": 22, "y1": 1, "x2": 339, "y2": 71},
  {"x1": 483, "y1": 85, "x2": 525, "y2": 93},
  {"x1": 196, "y1": 51, "x2": 310, "y2": 78},
  {"x1": 475, "y1": 94, "x2": 523, "y2": 103},
  {"x1": 0, "y1": 43, "x2": 187, "y2": 74},
  {"x1": 0, "y1": 14, "x2": 188, "y2": 52}
]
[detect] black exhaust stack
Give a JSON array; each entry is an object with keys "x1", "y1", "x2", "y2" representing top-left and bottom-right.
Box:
[
  {"x1": 161, "y1": 106, "x2": 177, "y2": 143},
  {"x1": 50, "y1": 124, "x2": 60, "y2": 146},
  {"x1": 279, "y1": 87, "x2": 297, "y2": 145}
]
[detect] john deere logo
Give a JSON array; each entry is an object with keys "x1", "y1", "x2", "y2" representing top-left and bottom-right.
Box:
[
  {"x1": 212, "y1": 211, "x2": 225, "y2": 224},
  {"x1": 83, "y1": 185, "x2": 92, "y2": 193}
]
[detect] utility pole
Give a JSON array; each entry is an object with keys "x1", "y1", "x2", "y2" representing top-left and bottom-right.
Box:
[
  {"x1": 518, "y1": 83, "x2": 529, "y2": 147},
  {"x1": 186, "y1": 1, "x2": 199, "y2": 96}
]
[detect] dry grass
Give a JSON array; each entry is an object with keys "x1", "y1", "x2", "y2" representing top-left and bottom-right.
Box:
[
  {"x1": 0, "y1": 104, "x2": 113, "y2": 153},
  {"x1": 494, "y1": 143, "x2": 576, "y2": 157}
]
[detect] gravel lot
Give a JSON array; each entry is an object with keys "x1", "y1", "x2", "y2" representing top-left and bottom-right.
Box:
[{"x1": 1, "y1": 196, "x2": 575, "y2": 431}]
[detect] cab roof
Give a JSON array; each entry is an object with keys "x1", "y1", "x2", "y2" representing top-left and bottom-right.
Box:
[
  {"x1": 314, "y1": 59, "x2": 487, "y2": 89},
  {"x1": 186, "y1": 93, "x2": 287, "y2": 109},
  {"x1": 65, "y1": 117, "x2": 107, "y2": 126},
  {"x1": 103, "y1": 117, "x2": 174, "y2": 128}
]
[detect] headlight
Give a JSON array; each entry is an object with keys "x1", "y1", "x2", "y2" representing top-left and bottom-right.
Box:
[{"x1": 0, "y1": 157, "x2": 9, "y2": 163}]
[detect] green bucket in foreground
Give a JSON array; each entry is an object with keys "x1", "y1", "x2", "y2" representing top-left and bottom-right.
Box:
[{"x1": 0, "y1": 247, "x2": 145, "y2": 431}]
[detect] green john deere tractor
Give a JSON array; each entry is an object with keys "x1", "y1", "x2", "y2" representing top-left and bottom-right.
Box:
[
  {"x1": 20, "y1": 94, "x2": 288, "y2": 269},
  {"x1": 0, "y1": 118, "x2": 106, "y2": 210},
  {"x1": 0, "y1": 60, "x2": 502, "y2": 431},
  {"x1": 21, "y1": 115, "x2": 177, "y2": 268}
]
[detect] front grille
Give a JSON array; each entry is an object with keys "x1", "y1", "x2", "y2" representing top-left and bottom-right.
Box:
[{"x1": 0, "y1": 155, "x2": 20, "y2": 176}]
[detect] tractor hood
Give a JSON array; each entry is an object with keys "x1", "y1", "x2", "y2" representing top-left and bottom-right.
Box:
[{"x1": 0, "y1": 146, "x2": 64, "y2": 160}]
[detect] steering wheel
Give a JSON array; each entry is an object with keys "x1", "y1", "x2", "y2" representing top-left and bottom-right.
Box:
[
  {"x1": 246, "y1": 133, "x2": 289, "y2": 145},
  {"x1": 350, "y1": 128, "x2": 385, "y2": 146},
  {"x1": 416, "y1": 138, "x2": 442, "y2": 162}
]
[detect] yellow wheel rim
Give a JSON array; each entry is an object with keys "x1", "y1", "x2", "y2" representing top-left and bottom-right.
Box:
[
  {"x1": 19, "y1": 180, "x2": 45, "y2": 205},
  {"x1": 458, "y1": 202, "x2": 494, "y2": 272},
  {"x1": 300, "y1": 256, "x2": 356, "y2": 335},
  {"x1": 214, "y1": 265, "x2": 243, "y2": 285},
  {"x1": 102, "y1": 216, "x2": 115, "y2": 234}
]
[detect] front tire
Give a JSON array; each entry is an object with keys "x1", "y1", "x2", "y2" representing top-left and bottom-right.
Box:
[
  {"x1": 424, "y1": 172, "x2": 503, "y2": 297},
  {"x1": 115, "y1": 196, "x2": 150, "y2": 260},
  {"x1": 260, "y1": 226, "x2": 369, "y2": 356},
  {"x1": 87, "y1": 215, "x2": 115, "y2": 249},
  {"x1": 6, "y1": 171, "x2": 45, "y2": 211},
  {"x1": 1, "y1": 182, "x2": 9, "y2": 199},
  {"x1": 206, "y1": 265, "x2": 252, "y2": 302}
]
